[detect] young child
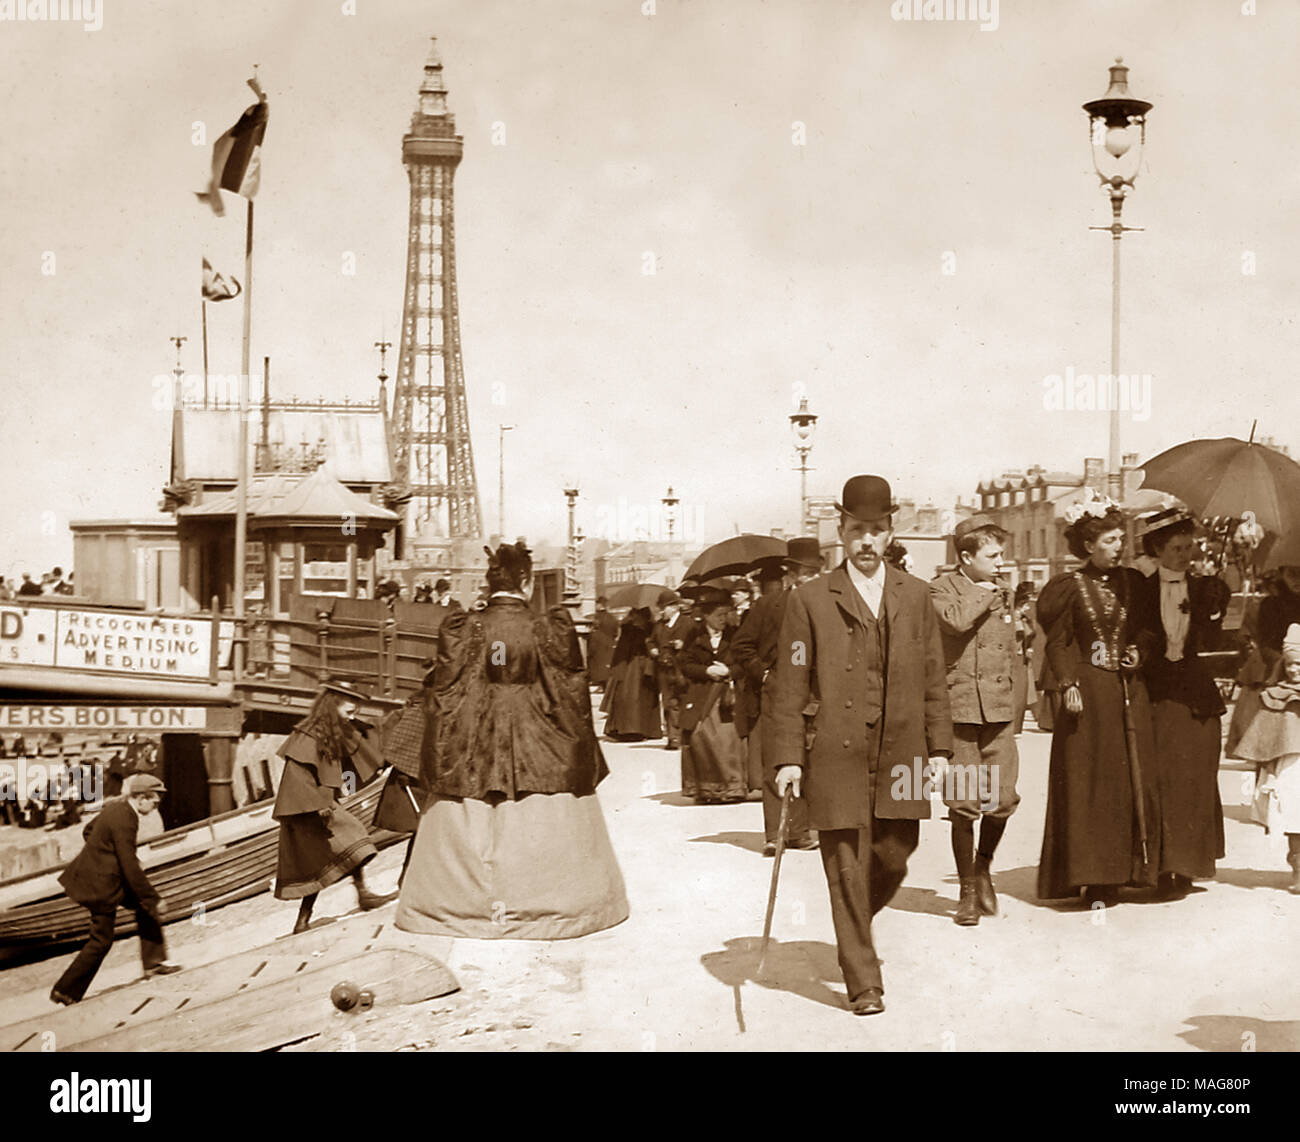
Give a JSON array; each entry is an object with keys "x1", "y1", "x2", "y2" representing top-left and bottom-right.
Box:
[{"x1": 1231, "y1": 622, "x2": 1300, "y2": 893}]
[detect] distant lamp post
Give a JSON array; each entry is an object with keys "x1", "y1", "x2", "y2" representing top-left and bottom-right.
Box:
[
  {"x1": 497, "y1": 424, "x2": 514, "y2": 538},
  {"x1": 661, "y1": 486, "x2": 680, "y2": 542},
  {"x1": 1083, "y1": 57, "x2": 1152, "y2": 500},
  {"x1": 789, "y1": 396, "x2": 818, "y2": 533},
  {"x1": 563, "y1": 485, "x2": 580, "y2": 601}
]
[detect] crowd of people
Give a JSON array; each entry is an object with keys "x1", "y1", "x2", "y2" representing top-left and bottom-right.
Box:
[
  {"x1": 1, "y1": 735, "x2": 159, "y2": 831},
  {"x1": 0, "y1": 566, "x2": 75, "y2": 599},
  {"x1": 37, "y1": 474, "x2": 1300, "y2": 1019}
]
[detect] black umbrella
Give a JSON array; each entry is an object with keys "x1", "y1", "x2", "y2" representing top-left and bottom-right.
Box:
[
  {"x1": 684, "y1": 535, "x2": 786, "y2": 583},
  {"x1": 604, "y1": 582, "x2": 679, "y2": 609}
]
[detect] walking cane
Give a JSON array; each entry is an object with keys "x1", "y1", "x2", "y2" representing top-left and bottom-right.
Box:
[
  {"x1": 1118, "y1": 672, "x2": 1150, "y2": 866},
  {"x1": 756, "y1": 784, "x2": 793, "y2": 979}
]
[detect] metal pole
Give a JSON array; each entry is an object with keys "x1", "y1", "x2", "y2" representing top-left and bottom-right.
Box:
[
  {"x1": 799, "y1": 449, "x2": 809, "y2": 534},
  {"x1": 201, "y1": 301, "x2": 209, "y2": 409},
  {"x1": 1108, "y1": 191, "x2": 1123, "y2": 500},
  {"x1": 233, "y1": 199, "x2": 253, "y2": 676},
  {"x1": 498, "y1": 424, "x2": 512, "y2": 538}
]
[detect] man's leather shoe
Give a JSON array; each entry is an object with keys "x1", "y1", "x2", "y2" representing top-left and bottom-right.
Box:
[
  {"x1": 973, "y1": 855, "x2": 998, "y2": 915},
  {"x1": 145, "y1": 962, "x2": 182, "y2": 978},
  {"x1": 955, "y1": 878, "x2": 980, "y2": 926},
  {"x1": 761, "y1": 842, "x2": 776, "y2": 858},
  {"x1": 787, "y1": 837, "x2": 819, "y2": 851},
  {"x1": 849, "y1": 988, "x2": 885, "y2": 1016},
  {"x1": 50, "y1": 988, "x2": 78, "y2": 1006}
]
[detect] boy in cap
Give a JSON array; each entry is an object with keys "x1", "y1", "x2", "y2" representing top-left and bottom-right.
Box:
[
  {"x1": 929, "y1": 517, "x2": 1023, "y2": 924},
  {"x1": 50, "y1": 774, "x2": 181, "y2": 1004}
]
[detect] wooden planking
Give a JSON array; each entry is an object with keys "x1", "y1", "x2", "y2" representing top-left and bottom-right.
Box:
[
  {"x1": 1, "y1": 915, "x2": 456, "y2": 1053},
  {"x1": 72, "y1": 949, "x2": 458, "y2": 1052}
]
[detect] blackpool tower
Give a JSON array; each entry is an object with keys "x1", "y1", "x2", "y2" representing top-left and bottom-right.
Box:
[{"x1": 390, "y1": 39, "x2": 483, "y2": 540}]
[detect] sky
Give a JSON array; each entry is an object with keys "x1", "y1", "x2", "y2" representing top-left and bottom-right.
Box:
[{"x1": 1, "y1": 0, "x2": 1297, "y2": 578}]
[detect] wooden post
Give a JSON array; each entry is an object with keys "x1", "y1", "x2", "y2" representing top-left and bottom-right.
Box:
[
  {"x1": 209, "y1": 595, "x2": 221, "y2": 681},
  {"x1": 203, "y1": 737, "x2": 236, "y2": 816}
]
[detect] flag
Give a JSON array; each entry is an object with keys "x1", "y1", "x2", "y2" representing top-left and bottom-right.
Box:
[
  {"x1": 196, "y1": 77, "x2": 268, "y2": 217},
  {"x1": 201, "y1": 257, "x2": 241, "y2": 301}
]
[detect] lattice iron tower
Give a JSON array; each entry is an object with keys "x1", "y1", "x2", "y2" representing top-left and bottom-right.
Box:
[{"x1": 390, "y1": 38, "x2": 483, "y2": 538}]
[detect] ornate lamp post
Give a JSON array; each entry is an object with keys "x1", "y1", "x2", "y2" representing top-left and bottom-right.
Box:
[
  {"x1": 789, "y1": 396, "x2": 818, "y2": 533},
  {"x1": 1083, "y1": 57, "x2": 1153, "y2": 500}
]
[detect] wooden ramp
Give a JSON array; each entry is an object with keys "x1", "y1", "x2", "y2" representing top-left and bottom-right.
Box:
[{"x1": 1, "y1": 916, "x2": 457, "y2": 1053}]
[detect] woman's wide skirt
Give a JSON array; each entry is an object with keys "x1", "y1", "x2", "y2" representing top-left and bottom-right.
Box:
[{"x1": 394, "y1": 790, "x2": 629, "y2": 939}]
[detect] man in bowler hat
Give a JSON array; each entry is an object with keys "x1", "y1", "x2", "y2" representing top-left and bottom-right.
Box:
[
  {"x1": 50, "y1": 774, "x2": 181, "y2": 1004},
  {"x1": 767, "y1": 475, "x2": 952, "y2": 1015},
  {"x1": 929, "y1": 516, "x2": 1023, "y2": 925}
]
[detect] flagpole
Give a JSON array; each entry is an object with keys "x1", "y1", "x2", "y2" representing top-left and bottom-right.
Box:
[
  {"x1": 233, "y1": 198, "x2": 253, "y2": 677},
  {"x1": 201, "y1": 299, "x2": 210, "y2": 409}
]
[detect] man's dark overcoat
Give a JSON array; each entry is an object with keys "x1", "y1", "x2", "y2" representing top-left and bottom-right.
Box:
[{"x1": 764, "y1": 562, "x2": 953, "y2": 829}]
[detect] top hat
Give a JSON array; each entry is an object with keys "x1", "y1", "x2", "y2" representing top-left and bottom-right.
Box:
[
  {"x1": 124, "y1": 773, "x2": 166, "y2": 796},
  {"x1": 953, "y1": 514, "x2": 1000, "y2": 542},
  {"x1": 784, "y1": 536, "x2": 823, "y2": 571},
  {"x1": 434, "y1": 578, "x2": 451, "y2": 592},
  {"x1": 834, "y1": 475, "x2": 899, "y2": 524}
]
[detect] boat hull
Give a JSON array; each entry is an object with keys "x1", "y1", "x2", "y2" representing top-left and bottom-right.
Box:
[{"x1": 0, "y1": 779, "x2": 405, "y2": 954}]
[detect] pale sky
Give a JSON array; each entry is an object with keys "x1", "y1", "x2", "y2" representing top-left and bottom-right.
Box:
[{"x1": 2, "y1": 0, "x2": 1297, "y2": 577}]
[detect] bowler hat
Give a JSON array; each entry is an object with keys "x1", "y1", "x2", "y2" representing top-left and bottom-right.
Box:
[
  {"x1": 835, "y1": 475, "x2": 898, "y2": 524},
  {"x1": 124, "y1": 774, "x2": 166, "y2": 796},
  {"x1": 784, "y1": 536, "x2": 822, "y2": 571},
  {"x1": 694, "y1": 585, "x2": 732, "y2": 610},
  {"x1": 953, "y1": 514, "x2": 1000, "y2": 542}
]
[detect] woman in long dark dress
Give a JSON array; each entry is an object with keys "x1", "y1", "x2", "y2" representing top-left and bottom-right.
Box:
[
  {"x1": 1036, "y1": 505, "x2": 1162, "y2": 905},
  {"x1": 678, "y1": 587, "x2": 748, "y2": 803},
  {"x1": 600, "y1": 607, "x2": 662, "y2": 741},
  {"x1": 1137, "y1": 511, "x2": 1231, "y2": 896},
  {"x1": 395, "y1": 543, "x2": 627, "y2": 939}
]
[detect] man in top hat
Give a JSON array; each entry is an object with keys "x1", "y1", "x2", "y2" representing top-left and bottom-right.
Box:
[
  {"x1": 273, "y1": 680, "x2": 397, "y2": 934},
  {"x1": 768, "y1": 476, "x2": 952, "y2": 1015},
  {"x1": 929, "y1": 516, "x2": 1024, "y2": 925},
  {"x1": 733, "y1": 537, "x2": 823, "y2": 854},
  {"x1": 50, "y1": 773, "x2": 182, "y2": 1004}
]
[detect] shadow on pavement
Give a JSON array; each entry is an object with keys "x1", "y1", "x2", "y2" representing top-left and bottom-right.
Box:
[
  {"x1": 643, "y1": 791, "x2": 697, "y2": 808},
  {"x1": 701, "y1": 936, "x2": 846, "y2": 1028},
  {"x1": 1178, "y1": 1014, "x2": 1300, "y2": 1052},
  {"x1": 889, "y1": 883, "x2": 956, "y2": 920},
  {"x1": 1212, "y1": 866, "x2": 1293, "y2": 892},
  {"x1": 689, "y1": 831, "x2": 766, "y2": 854}
]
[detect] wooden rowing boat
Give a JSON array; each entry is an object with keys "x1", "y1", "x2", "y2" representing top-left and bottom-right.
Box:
[{"x1": 0, "y1": 777, "x2": 405, "y2": 954}]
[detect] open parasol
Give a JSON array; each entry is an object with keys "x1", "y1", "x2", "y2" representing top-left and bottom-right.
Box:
[
  {"x1": 684, "y1": 535, "x2": 786, "y2": 583},
  {"x1": 604, "y1": 582, "x2": 679, "y2": 610},
  {"x1": 1136, "y1": 434, "x2": 1300, "y2": 536}
]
